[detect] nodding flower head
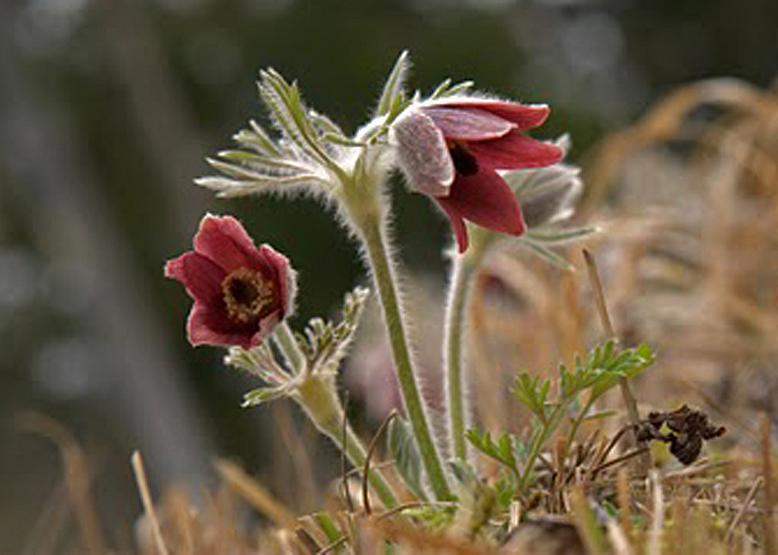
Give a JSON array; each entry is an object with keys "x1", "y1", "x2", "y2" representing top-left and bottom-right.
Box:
[
  {"x1": 390, "y1": 97, "x2": 563, "y2": 252},
  {"x1": 165, "y1": 214, "x2": 296, "y2": 349}
]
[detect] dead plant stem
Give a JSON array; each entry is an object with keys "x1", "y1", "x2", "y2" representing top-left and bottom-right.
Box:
[{"x1": 583, "y1": 249, "x2": 651, "y2": 475}]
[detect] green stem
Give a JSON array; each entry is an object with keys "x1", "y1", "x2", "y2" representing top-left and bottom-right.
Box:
[
  {"x1": 296, "y1": 375, "x2": 398, "y2": 508},
  {"x1": 357, "y1": 212, "x2": 453, "y2": 501},
  {"x1": 274, "y1": 321, "x2": 305, "y2": 374},
  {"x1": 518, "y1": 406, "x2": 566, "y2": 493},
  {"x1": 443, "y1": 255, "x2": 479, "y2": 461}
]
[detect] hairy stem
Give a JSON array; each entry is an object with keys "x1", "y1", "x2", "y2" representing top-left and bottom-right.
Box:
[
  {"x1": 443, "y1": 255, "x2": 479, "y2": 460},
  {"x1": 296, "y1": 375, "x2": 398, "y2": 508},
  {"x1": 355, "y1": 210, "x2": 453, "y2": 501},
  {"x1": 274, "y1": 321, "x2": 305, "y2": 374}
]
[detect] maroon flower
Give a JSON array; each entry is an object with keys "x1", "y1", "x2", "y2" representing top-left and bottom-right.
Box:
[
  {"x1": 391, "y1": 99, "x2": 563, "y2": 252},
  {"x1": 165, "y1": 214, "x2": 295, "y2": 349}
]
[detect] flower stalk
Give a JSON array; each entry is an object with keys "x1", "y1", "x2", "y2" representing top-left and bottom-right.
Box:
[
  {"x1": 443, "y1": 248, "x2": 483, "y2": 461},
  {"x1": 274, "y1": 321, "x2": 305, "y2": 374},
  {"x1": 293, "y1": 373, "x2": 399, "y2": 508},
  {"x1": 342, "y1": 176, "x2": 453, "y2": 501}
]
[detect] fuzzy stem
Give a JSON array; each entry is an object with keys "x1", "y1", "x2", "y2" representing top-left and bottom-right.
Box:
[
  {"x1": 295, "y1": 375, "x2": 398, "y2": 508},
  {"x1": 274, "y1": 321, "x2": 305, "y2": 374},
  {"x1": 355, "y1": 209, "x2": 453, "y2": 501},
  {"x1": 362, "y1": 219, "x2": 453, "y2": 500},
  {"x1": 443, "y1": 254, "x2": 480, "y2": 461}
]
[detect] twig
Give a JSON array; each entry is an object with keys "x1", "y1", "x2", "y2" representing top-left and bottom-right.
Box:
[
  {"x1": 663, "y1": 459, "x2": 730, "y2": 480},
  {"x1": 591, "y1": 447, "x2": 651, "y2": 478},
  {"x1": 214, "y1": 459, "x2": 297, "y2": 528},
  {"x1": 647, "y1": 471, "x2": 664, "y2": 555},
  {"x1": 131, "y1": 451, "x2": 170, "y2": 555},
  {"x1": 606, "y1": 516, "x2": 635, "y2": 555},
  {"x1": 616, "y1": 468, "x2": 633, "y2": 546},
  {"x1": 315, "y1": 536, "x2": 348, "y2": 555},
  {"x1": 583, "y1": 249, "x2": 651, "y2": 475},
  {"x1": 362, "y1": 410, "x2": 397, "y2": 516},
  {"x1": 341, "y1": 393, "x2": 354, "y2": 513},
  {"x1": 374, "y1": 500, "x2": 457, "y2": 522},
  {"x1": 726, "y1": 476, "x2": 763, "y2": 543},
  {"x1": 762, "y1": 414, "x2": 776, "y2": 555},
  {"x1": 596, "y1": 425, "x2": 630, "y2": 468}
]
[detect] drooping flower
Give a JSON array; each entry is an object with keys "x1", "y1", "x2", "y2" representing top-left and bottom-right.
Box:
[
  {"x1": 390, "y1": 98, "x2": 564, "y2": 252},
  {"x1": 165, "y1": 214, "x2": 295, "y2": 349}
]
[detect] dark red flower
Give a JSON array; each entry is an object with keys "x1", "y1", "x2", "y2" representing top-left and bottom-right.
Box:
[
  {"x1": 165, "y1": 214, "x2": 295, "y2": 349},
  {"x1": 391, "y1": 99, "x2": 563, "y2": 252}
]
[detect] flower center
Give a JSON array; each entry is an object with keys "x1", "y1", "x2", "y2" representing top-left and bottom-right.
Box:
[
  {"x1": 221, "y1": 267, "x2": 276, "y2": 323},
  {"x1": 448, "y1": 142, "x2": 479, "y2": 176}
]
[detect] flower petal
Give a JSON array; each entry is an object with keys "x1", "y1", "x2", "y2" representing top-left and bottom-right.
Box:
[
  {"x1": 187, "y1": 303, "x2": 256, "y2": 349},
  {"x1": 165, "y1": 251, "x2": 225, "y2": 303},
  {"x1": 258, "y1": 244, "x2": 294, "y2": 316},
  {"x1": 435, "y1": 169, "x2": 526, "y2": 250},
  {"x1": 194, "y1": 214, "x2": 273, "y2": 275},
  {"x1": 442, "y1": 100, "x2": 550, "y2": 130},
  {"x1": 390, "y1": 108, "x2": 454, "y2": 196},
  {"x1": 434, "y1": 200, "x2": 470, "y2": 253},
  {"x1": 468, "y1": 133, "x2": 563, "y2": 170},
  {"x1": 422, "y1": 106, "x2": 515, "y2": 141}
]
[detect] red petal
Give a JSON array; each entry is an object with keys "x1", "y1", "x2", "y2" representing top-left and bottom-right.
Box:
[
  {"x1": 194, "y1": 214, "x2": 273, "y2": 275},
  {"x1": 444, "y1": 100, "x2": 550, "y2": 130},
  {"x1": 165, "y1": 251, "x2": 225, "y2": 303},
  {"x1": 422, "y1": 106, "x2": 514, "y2": 141},
  {"x1": 434, "y1": 200, "x2": 470, "y2": 253},
  {"x1": 469, "y1": 133, "x2": 564, "y2": 170},
  {"x1": 436, "y1": 169, "x2": 526, "y2": 242},
  {"x1": 187, "y1": 303, "x2": 257, "y2": 348},
  {"x1": 258, "y1": 244, "x2": 293, "y2": 316}
]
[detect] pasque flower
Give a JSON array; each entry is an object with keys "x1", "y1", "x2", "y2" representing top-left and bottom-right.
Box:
[
  {"x1": 390, "y1": 98, "x2": 564, "y2": 252},
  {"x1": 165, "y1": 214, "x2": 295, "y2": 349}
]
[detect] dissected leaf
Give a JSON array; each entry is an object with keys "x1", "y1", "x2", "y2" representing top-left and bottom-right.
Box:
[{"x1": 387, "y1": 416, "x2": 426, "y2": 499}]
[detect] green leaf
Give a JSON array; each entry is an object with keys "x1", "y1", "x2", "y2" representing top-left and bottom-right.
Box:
[
  {"x1": 308, "y1": 110, "x2": 344, "y2": 136},
  {"x1": 582, "y1": 409, "x2": 618, "y2": 422},
  {"x1": 312, "y1": 512, "x2": 343, "y2": 544},
  {"x1": 321, "y1": 133, "x2": 367, "y2": 148},
  {"x1": 465, "y1": 429, "x2": 519, "y2": 474},
  {"x1": 443, "y1": 80, "x2": 474, "y2": 97},
  {"x1": 270, "y1": 287, "x2": 370, "y2": 379},
  {"x1": 429, "y1": 78, "x2": 474, "y2": 99},
  {"x1": 519, "y1": 239, "x2": 575, "y2": 272},
  {"x1": 231, "y1": 120, "x2": 282, "y2": 156},
  {"x1": 241, "y1": 386, "x2": 287, "y2": 407},
  {"x1": 511, "y1": 373, "x2": 550, "y2": 418},
  {"x1": 215, "y1": 150, "x2": 311, "y2": 173},
  {"x1": 494, "y1": 472, "x2": 518, "y2": 510},
  {"x1": 257, "y1": 69, "x2": 335, "y2": 170},
  {"x1": 195, "y1": 174, "x2": 322, "y2": 198},
  {"x1": 524, "y1": 226, "x2": 599, "y2": 244},
  {"x1": 375, "y1": 50, "x2": 410, "y2": 117},
  {"x1": 387, "y1": 416, "x2": 426, "y2": 499},
  {"x1": 448, "y1": 458, "x2": 478, "y2": 486}
]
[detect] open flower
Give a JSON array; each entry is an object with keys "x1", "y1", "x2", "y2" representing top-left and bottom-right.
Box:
[
  {"x1": 165, "y1": 214, "x2": 295, "y2": 349},
  {"x1": 390, "y1": 98, "x2": 564, "y2": 252}
]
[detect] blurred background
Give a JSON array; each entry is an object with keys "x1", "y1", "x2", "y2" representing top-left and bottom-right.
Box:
[{"x1": 1, "y1": 0, "x2": 776, "y2": 551}]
